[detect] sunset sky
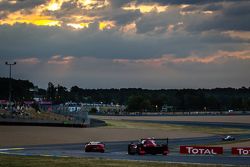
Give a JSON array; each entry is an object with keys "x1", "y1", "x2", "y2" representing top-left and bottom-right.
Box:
[{"x1": 0, "y1": 0, "x2": 249, "y2": 89}]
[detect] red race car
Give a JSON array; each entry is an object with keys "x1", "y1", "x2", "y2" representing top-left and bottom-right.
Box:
[
  {"x1": 128, "y1": 138, "x2": 169, "y2": 155},
  {"x1": 84, "y1": 142, "x2": 105, "y2": 153}
]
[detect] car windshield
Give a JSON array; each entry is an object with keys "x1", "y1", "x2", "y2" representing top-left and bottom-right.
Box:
[
  {"x1": 89, "y1": 142, "x2": 101, "y2": 145},
  {"x1": 143, "y1": 140, "x2": 156, "y2": 145}
]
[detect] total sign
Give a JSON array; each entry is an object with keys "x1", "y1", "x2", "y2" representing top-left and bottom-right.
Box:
[
  {"x1": 232, "y1": 147, "x2": 250, "y2": 155},
  {"x1": 180, "y1": 146, "x2": 223, "y2": 155}
]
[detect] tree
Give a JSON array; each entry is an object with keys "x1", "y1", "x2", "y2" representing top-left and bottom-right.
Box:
[
  {"x1": 127, "y1": 95, "x2": 151, "y2": 113},
  {"x1": 70, "y1": 86, "x2": 83, "y2": 102},
  {"x1": 56, "y1": 84, "x2": 69, "y2": 103},
  {"x1": 47, "y1": 82, "x2": 55, "y2": 101},
  {"x1": 150, "y1": 93, "x2": 166, "y2": 112}
]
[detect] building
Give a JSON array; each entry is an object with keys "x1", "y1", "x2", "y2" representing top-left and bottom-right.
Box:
[{"x1": 161, "y1": 104, "x2": 174, "y2": 112}]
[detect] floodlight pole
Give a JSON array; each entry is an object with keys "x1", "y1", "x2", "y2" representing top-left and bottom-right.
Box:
[{"x1": 5, "y1": 61, "x2": 16, "y2": 111}]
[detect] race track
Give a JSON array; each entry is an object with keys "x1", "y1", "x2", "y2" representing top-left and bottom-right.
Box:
[
  {"x1": 1, "y1": 135, "x2": 250, "y2": 165},
  {"x1": 1, "y1": 120, "x2": 250, "y2": 165}
]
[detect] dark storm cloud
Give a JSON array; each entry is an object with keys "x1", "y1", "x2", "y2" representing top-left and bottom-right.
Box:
[
  {"x1": 110, "y1": 10, "x2": 141, "y2": 26},
  {"x1": 187, "y1": 1, "x2": 250, "y2": 32},
  {"x1": 0, "y1": 1, "x2": 250, "y2": 89},
  {"x1": 181, "y1": 4, "x2": 223, "y2": 13},
  {"x1": 135, "y1": 7, "x2": 181, "y2": 34},
  {"x1": 0, "y1": 0, "x2": 249, "y2": 60},
  {"x1": 136, "y1": 0, "x2": 249, "y2": 5},
  {"x1": 0, "y1": 23, "x2": 168, "y2": 59},
  {"x1": 109, "y1": 0, "x2": 131, "y2": 8},
  {"x1": 0, "y1": 22, "x2": 247, "y2": 62},
  {"x1": 108, "y1": 0, "x2": 249, "y2": 6},
  {"x1": 203, "y1": 3, "x2": 223, "y2": 11},
  {"x1": 45, "y1": 2, "x2": 84, "y2": 22},
  {"x1": 223, "y1": 2, "x2": 250, "y2": 16},
  {"x1": 0, "y1": 23, "x2": 153, "y2": 59},
  {"x1": 0, "y1": 0, "x2": 45, "y2": 12},
  {"x1": 110, "y1": 0, "x2": 250, "y2": 34}
]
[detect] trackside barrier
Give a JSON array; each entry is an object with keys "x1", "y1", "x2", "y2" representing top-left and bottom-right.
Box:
[
  {"x1": 232, "y1": 147, "x2": 250, "y2": 155},
  {"x1": 180, "y1": 146, "x2": 223, "y2": 155}
]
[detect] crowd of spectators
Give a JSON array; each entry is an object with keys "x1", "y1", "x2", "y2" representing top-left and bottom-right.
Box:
[{"x1": 0, "y1": 104, "x2": 73, "y2": 122}]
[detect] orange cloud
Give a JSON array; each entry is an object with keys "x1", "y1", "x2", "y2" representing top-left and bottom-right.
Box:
[
  {"x1": 99, "y1": 20, "x2": 116, "y2": 30},
  {"x1": 123, "y1": 2, "x2": 168, "y2": 13},
  {"x1": 46, "y1": 0, "x2": 66, "y2": 11},
  {"x1": 113, "y1": 59, "x2": 131, "y2": 64},
  {"x1": 46, "y1": 0, "x2": 110, "y2": 11},
  {"x1": 67, "y1": 23, "x2": 90, "y2": 29},
  {"x1": 0, "y1": 0, "x2": 109, "y2": 28},
  {"x1": 16, "y1": 58, "x2": 40, "y2": 65},
  {"x1": 66, "y1": 15, "x2": 98, "y2": 29},
  {"x1": 113, "y1": 50, "x2": 250, "y2": 67},
  {"x1": 48, "y1": 55, "x2": 75, "y2": 64},
  {"x1": 223, "y1": 31, "x2": 250, "y2": 40},
  {"x1": 75, "y1": 0, "x2": 110, "y2": 10},
  {"x1": 120, "y1": 22, "x2": 137, "y2": 34},
  {"x1": 0, "y1": 10, "x2": 61, "y2": 26}
]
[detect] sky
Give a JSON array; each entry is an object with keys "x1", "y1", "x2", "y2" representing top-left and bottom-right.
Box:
[{"x1": 0, "y1": 0, "x2": 250, "y2": 89}]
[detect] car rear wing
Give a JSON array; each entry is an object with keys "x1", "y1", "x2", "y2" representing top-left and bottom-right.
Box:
[{"x1": 140, "y1": 138, "x2": 169, "y2": 144}]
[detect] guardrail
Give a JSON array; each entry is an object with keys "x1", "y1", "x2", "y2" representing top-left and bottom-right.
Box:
[{"x1": 0, "y1": 118, "x2": 87, "y2": 127}]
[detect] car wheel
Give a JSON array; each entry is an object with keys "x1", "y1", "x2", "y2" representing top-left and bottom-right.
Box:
[
  {"x1": 137, "y1": 146, "x2": 144, "y2": 155},
  {"x1": 128, "y1": 145, "x2": 135, "y2": 155}
]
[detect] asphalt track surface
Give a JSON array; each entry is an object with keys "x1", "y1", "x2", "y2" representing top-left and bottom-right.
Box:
[
  {"x1": 123, "y1": 120, "x2": 250, "y2": 129},
  {"x1": 1, "y1": 121, "x2": 250, "y2": 165}
]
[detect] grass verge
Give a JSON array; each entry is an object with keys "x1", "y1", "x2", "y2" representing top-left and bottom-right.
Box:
[
  {"x1": 103, "y1": 120, "x2": 250, "y2": 135},
  {"x1": 0, "y1": 154, "x2": 232, "y2": 167}
]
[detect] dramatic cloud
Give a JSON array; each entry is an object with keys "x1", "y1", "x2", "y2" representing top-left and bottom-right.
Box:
[
  {"x1": 0, "y1": 0, "x2": 249, "y2": 88},
  {"x1": 186, "y1": 2, "x2": 250, "y2": 32},
  {"x1": 113, "y1": 50, "x2": 250, "y2": 66},
  {"x1": 47, "y1": 55, "x2": 75, "y2": 64},
  {"x1": 2, "y1": 53, "x2": 249, "y2": 89},
  {"x1": 15, "y1": 57, "x2": 40, "y2": 65}
]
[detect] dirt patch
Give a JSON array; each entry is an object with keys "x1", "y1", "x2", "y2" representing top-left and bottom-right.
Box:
[
  {"x1": 1, "y1": 115, "x2": 249, "y2": 147},
  {"x1": 0, "y1": 125, "x2": 210, "y2": 147},
  {"x1": 92, "y1": 115, "x2": 250, "y2": 124}
]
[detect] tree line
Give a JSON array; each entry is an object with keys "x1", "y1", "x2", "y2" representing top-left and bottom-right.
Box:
[{"x1": 1, "y1": 77, "x2": 250, "y2": 112}]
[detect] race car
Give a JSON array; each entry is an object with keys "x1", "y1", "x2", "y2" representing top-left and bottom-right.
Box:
[
  {"x1": 222, "y1": 135, "x2": 235, "y2": 141},
  {"x1": 128, "y1": 138, "x2": 169, "y2": 155},
  {"x1": 84, "y1": 142, "x2": 105, "y2": 153}
]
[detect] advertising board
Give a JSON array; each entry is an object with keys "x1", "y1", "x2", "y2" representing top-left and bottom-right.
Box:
[
  {"x1": 232, "y1": 147, "x2": 250, "y2": 155},
  {"x1": 180, "y1": 146, "x2": 223, "y2": 155}
]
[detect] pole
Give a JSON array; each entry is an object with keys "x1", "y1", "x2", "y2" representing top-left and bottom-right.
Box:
[{"x1": 5, "y1": 61, "x2": 16, "y2": 111}]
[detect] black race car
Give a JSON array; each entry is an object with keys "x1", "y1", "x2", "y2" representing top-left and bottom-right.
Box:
[{"x1": 128, "y1": 138, "x2": 169, "y2": 155}]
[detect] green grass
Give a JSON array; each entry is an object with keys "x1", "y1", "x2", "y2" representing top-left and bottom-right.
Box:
[
  {"x1": 0, "y1": 154, "x2": 233, "y2": 167},
  {"x1": 104, "y1": 120, "x2": 184, "y2": 130},
  {"x1": 103, "y1": 120, "x2": 250, "y2": 135}
]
